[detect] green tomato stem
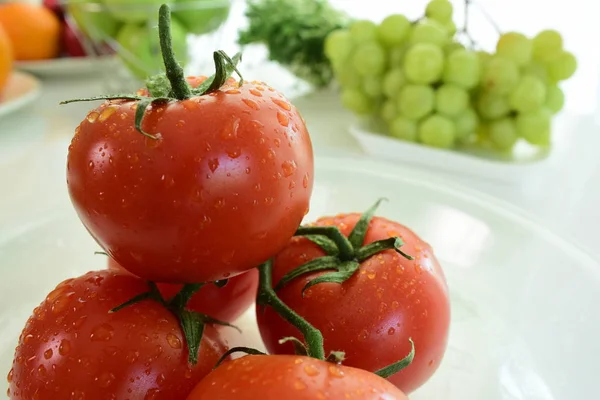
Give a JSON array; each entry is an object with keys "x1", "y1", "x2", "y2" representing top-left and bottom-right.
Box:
[
  {"x1": 158, "y1": 4, "x2": 191, "y2": 100},
  {"x1": 256, "y1": 260, "x2": 326, "y2": 360},
  {"x1": 295, "y1": 226, "x2": 355, "y2": 261}
]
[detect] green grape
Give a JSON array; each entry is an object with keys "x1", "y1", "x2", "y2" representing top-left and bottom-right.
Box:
[
  {"x1": 477, "y1": 92, "x2": 510, "y2": 119},
  {"x1": 341, "y1": 88, "x2": 373, "y2": 115},
  {"x1": 436, "y1": 84, "x2": 469, "y2": 116},
  {"x1": 455, "y1": 108, "x2": 478, "y2": 142},
  {"x1": 489, "y1": 118, "x2": 518, "y2": 151},
  {"x1": 533, "y1": 29, "x2": 563, "y2": 62},
  {"x1": 381, "y1": 100, "x2": 398, "y2": 122},
  {"x1": 547, "y1": 51, "x2": 577, "y2": 81},
  {"x1": 545, "y1": 85, "x2": 565, "y2": 114},
  {"x1": 444, "y1": 48, "x2": 480, "y2": 89},
  {"x1": 508, "y1": 75, "x2": 546, "y2": 112},
  {"x1": 377, "y1": 14, "x2": 411, "y2": 47},
  {"x1": 496, "y1": 32, "x2": 533, "y2": 66},
  {"x1": 516, "y1": 108, "x2": 552, "y2": 145},
  {"x1": 383, "y1": 68, "x2": 406, "y2": 98},
  {"x1": 388, "y1": 45, "x2": 408, "y2": 67},
  {"x1": 389, "y1": 116, "x2": 418, "y2": 141},
  {"x1": 325, "y1": 29, "x2": 353, "y2": 64},
  {"x1": 477, "y1": 50, "x2": 492, "y2": 67},
  {"x1": 425, "y1": 0, "x2": 453, "y2": 23},
  {"x1": 409, "y1": 19, "x2": 448, "y2": 46},
  {"x1": 481, "y1": 56, "x2": 520, "y2": 95},
  {"x1": 445, "y1": 20, "x2": 457, "y2": 37},
  {"x1": 398, "y1": 84, "x2": 435, "y2": 119},
  {"x1": 444, "y1": 41, "x2": 465, "y2": 55},
  {"x1": 363, "y1": 75, "x2": 384, "y2": 98},
  {"x1": 404, "y1": 43, "x2": 444, "y2": 84},
  {"x1": 353, "y1": 42, "x2": 387, "y2": 75},
  {"x1": 350, "y1": 20, "x2": 378, "y2": 44},
  {"x1": 335, "y1": 64, "x2": 362, "y2": 88},
  {"x1": 419, "y1": 114, "x2": 456, "y2": 148},
  {"x1": 521, "y1": 63, "x2": 548, "y2": 82}
]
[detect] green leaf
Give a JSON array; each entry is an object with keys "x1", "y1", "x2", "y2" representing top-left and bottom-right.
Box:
[
  {"x1": 170, "y1": 283, "x2": 205, "y2": 310},
  {"x1": 348, "y1": 198, "x2": 387, "y2": 249},
  {"x1": 373, "y1": 338, "x2": 415, "y2": 378},
  {"x1": 146, "y1": 73, "x2": 172, "y2": 98},
  {"x1": 201, "y1": 314, "x2": 242, "y2": 334},
  {"x1": 192, "y1": 51, "x2": 243, "y2": 96},
  {"x1": 110, "y1": 282, "x2": 164, "y2": 313},
  {"x1": 304, "y1": 234, "x2": 340, "y2": 256},
  {"x1": 59, "y1": 94, "x2": 143, "y2": 105},
  {"x1": 134, "y1": 98, "x2": 159, "y2": 140},
  {"x1": 356, "y1": 236, "x2": 413, "y2": 262},
  {"x1": 274, "y1": 255, "x2": 341, "y2": 291},
  {"x1": 178, "y1": 309, "x2": 206, "y2": 365},
  {"x1": 213, "y1": 346, "x2": 267, "y2": 369},
  {"x1": 295, "y1": 225, "x2": 355, "y2": 261},
  {"x1": 302, "y1": 260, "x2": 360, "y2": 295},
  {"x1": 278, "y1": 336, "x2": 308, "y2": 356}
]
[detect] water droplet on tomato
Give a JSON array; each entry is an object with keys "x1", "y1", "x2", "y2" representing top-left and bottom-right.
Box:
[
  {"x1": 43, "y1": 349, "x2": 53, "y2": 360},
  {"x1": 90, "y1": 324, "x2": 114, "y2": 342},
  {"x1": 37, "y1": 364, "x2": 46, "y2": 375},
  {"x1": 98, "y1": 107, "x2": 117, "y2": 122},
  {"x1": 249, "y1": 88, "x2": 263, "y2": 97},
  {"x1": 86, "y1": 111, "x2": 99, "y2": 123},
  {"x1": 302, "y1": 173, "x2": 309, "y2": 188},
  {"x1": 281, "y1": 160, "x2": 297, "y2": 177},
  {"x1": 7, "y1": 368, "x2": 13, "y2": 383},
  {"x1": 225, "y1": 89, "x2": 241, "y2": 95},
  {"x1": 226, "y1": 148, "x2": 241, "y2": 159},
  {"x1": 199, "y1": 215, "x2": 212, "y2": 229},
  {"x1": 387, "y1": 327, "x2": 396, "y2": 335},
  {"x1": 357, "y1": 330, "x2": 369, "y2": 341},
  {"x1": 51, "y1": 292, "x2": 75, "y2": 314},
  {"x1": 242, "y1": 98, "x2": 260, "y2": 110},
  {"x1": 208, "y1": 158, "x2": 220, "y2": 172},
  {"x1": 293, "y1": 380, "x2": 306, "y2": 390},
  {"x1": 328, "y1": 365, "x2": 345, "y2": 378},
  {"x1": 245, "y1": 167, "x2": 251, "y2": 175},
  {"x1": 166, "y1": 333, "x2": 181, "y2": 349},
  {"x1": 272, "y1": 98, "x2": 292, "y2": 111},
  {"x1": 96, "y1": 372, "x2": 115, "y2": 388},
  {"x1": 288, "y1": 181, "x2": 296, "y2": 190},
  {"x1": 88, "y1": 161, "x2": 95, "y2": 170},
  {"x1": 303, "y1": 364, "x2": 319, "y2": 377},
  {"x1": 277, "y1": 111, "x2": 289, "y2": 127},
  {"x1": 58, "y1": 339, "x2": 71, "y2": 356},
  {"x1": 264, "y1": 197, "x2": 274, "y2": 205},
  {"x1": 125, "y1": 350, "x2": 140, "y2": 364}
]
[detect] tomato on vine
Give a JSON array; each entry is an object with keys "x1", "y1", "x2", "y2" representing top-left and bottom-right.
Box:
[
  {"x1": 7, "y1": 270, "x2": 232, "y2": 400},
  {"x1": 256, "y1": 200, "x2": 451, "y2": 393},
  {"x1": 64, "y1": 4, "x2": 314, "y2": 284}
]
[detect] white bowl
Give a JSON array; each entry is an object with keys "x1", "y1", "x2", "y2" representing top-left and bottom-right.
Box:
[{"x1": 1, "y1": 155, "x2": 598, "y2": 399}]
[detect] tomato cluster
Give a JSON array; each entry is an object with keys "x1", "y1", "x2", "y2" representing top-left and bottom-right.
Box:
[{"x1": 7, "y1": 5, "x2": 450, "y2": 399}]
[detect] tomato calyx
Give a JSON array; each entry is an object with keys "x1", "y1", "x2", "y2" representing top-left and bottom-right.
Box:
[
  {"x1": 60, "y1": 3, "x2": 243, "y2": 140},
  {"x1": 275, "y1": 198, "x2": 414, "y2": 294},
  {"x1": 111, "y1": 281, "x2": 240, "y2": 365}
]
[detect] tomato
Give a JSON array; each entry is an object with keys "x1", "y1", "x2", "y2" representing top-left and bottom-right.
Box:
[
  {"x1": 186, "y1": 354, "x2": 409, "y2": 399},
  {"x1": 7, "y1": 270, "x2": 230, "y2": 400},
  {"x1": 66, "y1": 74, "x2": 314, "y2": 284},
  {"x1": 107, "y1": 257, "x2": 258, "y2": 322},
  {"x1": 256, "y1": 212, "x2": 450, "y2": 394}
]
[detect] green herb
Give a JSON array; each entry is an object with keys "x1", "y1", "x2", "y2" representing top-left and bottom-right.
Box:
[{"x1": 238, "y1": 0, "x2": 350, "y2": 88}]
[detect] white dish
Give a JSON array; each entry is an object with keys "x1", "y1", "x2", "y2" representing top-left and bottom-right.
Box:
[
  {"x1": 0, "y1": 72, "x2": 41, "y2": 119},
  {"x1": 15, "y1": 55, "x2": 117, "y2": 78},
  {"x1": 350, "y1": 121, "x2": 552, "y2": 185},
  {"x1": 1, "y1": 155, "x2": 598, "y2": 399}
]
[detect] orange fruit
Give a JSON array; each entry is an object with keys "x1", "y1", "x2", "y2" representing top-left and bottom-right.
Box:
[
  {"x1": 0, "y1": 24, "x2": 12, "y2": 91},
  {"x1": 0, "y1": 2, "x2": 61, "y2": 61}
]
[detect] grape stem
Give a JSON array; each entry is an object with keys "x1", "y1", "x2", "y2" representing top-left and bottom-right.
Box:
[{"x1": 463, "y1": 0, "x2": 502, "y2": 39}]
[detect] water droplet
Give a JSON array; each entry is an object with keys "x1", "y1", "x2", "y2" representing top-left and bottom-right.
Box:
[
  {"x1": 44, "y1": 349, "x2": 53, "y2": 360},
  {"x1": 208, "y1": 158, "x2": 220, "y2": 173},
  {"x1": 182, "y1": 100, "x2": 199, "y2": 110},
  {"x1": 98, "y1": 106, "x2": 117, "y2": 122},
  {"x1": 199, "y1": 215, "x2": 212, "y2": 229},
  {"x1": 59, "y1": 339, "x2": 71, "y2": 356},
  {"x1": 391, "y1": 301, "x2": 399, "y2": 309},
  {"x1": 242, "y1": 98, "x2": 260, "y2": 110},
  {"x1": 293, "y1": 380, "x2": 306, "y2": 390},
  {"x1": 225, "y1": 89, "x2": 241, "y2": 95},
  {"x1": 90, "y1": 324, "x2": 114, "y2": 342},
  {"x1": 387, "y1": 327, "x2": 396, "y2": 335},
  {"x1": 264, "y1": 197, "x2": 274, "y2": 205},
  {"x1": 254, "y1": 183, "x2": 261, "y2": 191},
  {"x1": 245, "y1": 167, "x2": 251, "y2": 175},
  {"x1": 249, "y1": 88, "x2": 263, "y2": 97},
  {"x1": 281, "y1": 160, "x2": 297, "y2": 177},
  {"x1": 415, "y1": 264, "x2": 423, "y2": 274},
  {"x1": 86, "y1": 111, "x2": 99, "y2": 123},
  {"x1": 221, "y1": 117, "x2": 240, "y2": 140},
  {"x1": 166, "y1": 333, "x2": 181, "y2": 349},
  {"x1": 294, "y1": 358, "x2": 304, "y2": 364},
  {"x1": 428, "y1": 359, "x2": 434, "y2": 366},
  {"x1": 7, "y1": 368, "x2": 13, "y2": 383},
  {"x1": 302, "y1": 173, "x2": 309, "y2": 188},
  {"x1": 97, "y1": 372, "x2": 115, "y2": 388},
  {"x1": 88, "y1": 160, "x2": 95, "y2": 170},
  {"x1": 328, "y1": 365, "x2": 345, "y2": 378},
  {"x1": 367, "y1": 273, "x2": 376, "y2": 280},
  {"x1": 226, "y1": 148, "x2": 241, "y2": 159},
  {"x1": 303, "y1": 364, "x2": 319, "y2": 377},
  {"x1": 37, "y1": 364, "x2": 46, "y2": 375},
  {"x1": 288, "y1": 181, "x2": 296, "y2": 190},
  {"x1": 358, "y1": 330, "x2": 369, "y2": 341},
  {"x1": 277, "y1": 111, "x2": 289, "y2": 127},
  {"x1": 126, "y1": 350, "x2": 140, "y2": 363},
  {"x1": 52, "y1": 292, "x2": 75, "y2": 314},
  {"x1": 272, "y1": 98, "x2": 292, "y2": 111}
]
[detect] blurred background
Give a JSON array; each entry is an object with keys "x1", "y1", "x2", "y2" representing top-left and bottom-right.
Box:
[{"x1": 0, "y1": 0, "x2": 598, "y2": 256}]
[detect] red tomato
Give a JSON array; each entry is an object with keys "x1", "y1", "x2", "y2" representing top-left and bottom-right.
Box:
[
  {"x1": 256, "y1": 213, "x2": 450, "y2": 394},
  {"x1": 107, "y1": 257, "x2": 258, "y2": 322},
  {"x1": 8, "y1": 270, "x2": 230, "y2": 399},
  {"x1": 187, "y1": 354, "x2": 409, "y2": 399},
  {"x1": 67, "y1": 79, "x2": 314, "y2": 283}
]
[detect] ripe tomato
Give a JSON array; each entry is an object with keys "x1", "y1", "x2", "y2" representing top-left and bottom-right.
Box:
[
  {"x1": 8, "y1": 270, "x2": 230, "y2": 399},
  {"x1": 67, "y1": 78, "x2": 314, "y2": 283},
  {"x1": 107, "y1": 257, "x2": 258, "y2": 322},
  {"x1": 256, "y1": 213, "x2": 450, "y2": 394},
  {"x1": 187, "y1": 354, "x2": 409, "y2": 399}
]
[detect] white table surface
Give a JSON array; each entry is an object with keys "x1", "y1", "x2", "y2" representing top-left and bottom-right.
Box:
[{"x1": 1, "y1": 0, "x2": 599, "y2": 259}]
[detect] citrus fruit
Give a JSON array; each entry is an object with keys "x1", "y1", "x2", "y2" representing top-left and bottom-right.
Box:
[{"x1": 0, "y1": 24, "x2": 13, "y2": 92}]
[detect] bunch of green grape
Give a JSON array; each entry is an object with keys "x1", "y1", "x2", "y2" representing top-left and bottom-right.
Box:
[{"x1": 324, "y1": 0, "x2": 577, "y2": 152}]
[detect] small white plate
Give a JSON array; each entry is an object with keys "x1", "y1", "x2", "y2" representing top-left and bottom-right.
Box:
[
  {"x1": 1, "y1": 155, "x2": 598, "y2": 399},
  {"x1": 350, "y1": 121, "x2": 552, "y2": 185},
  {"x1": 15, "y1": 55, "x2": 117, "y2": 78},
  {"x1": 0, "y1": 72, "x2": 41, "y2": 119}
]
